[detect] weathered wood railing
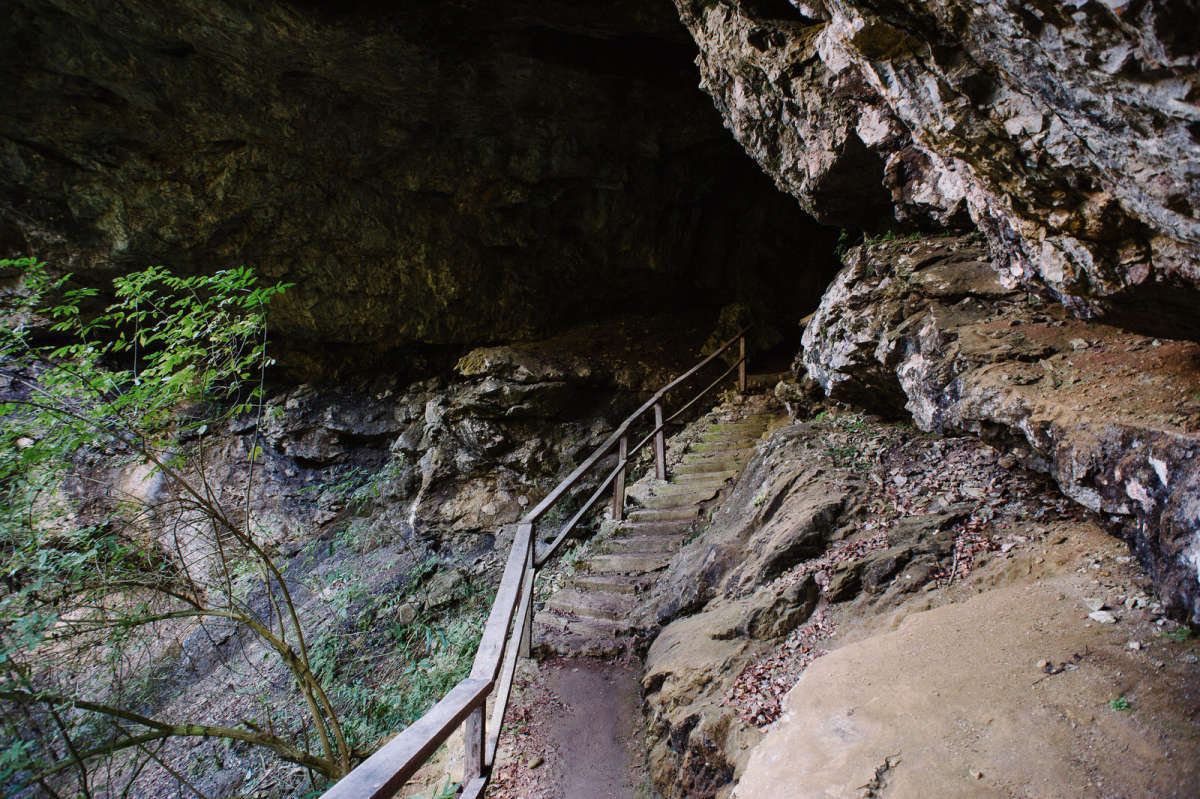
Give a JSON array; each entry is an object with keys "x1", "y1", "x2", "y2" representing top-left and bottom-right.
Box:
[{"x1": 319, "y1": 328, "x2": 748, "y2": 799}]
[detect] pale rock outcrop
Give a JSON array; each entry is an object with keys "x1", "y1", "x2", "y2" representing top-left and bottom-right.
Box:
[
  {"x1": 675, "y1": 0, "x2": 1200, "y2": 339},
  {"x1": 643, "y1": 426, "x2": 859, "y2": 798},
  {"x1": 733, "y1": 573, "x2": 1200, "y2": 799}
]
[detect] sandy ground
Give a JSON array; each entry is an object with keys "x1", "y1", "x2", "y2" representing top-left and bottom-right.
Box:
[{"x1": 733, "y1": 522, "x2": 1200, "y2": 799}]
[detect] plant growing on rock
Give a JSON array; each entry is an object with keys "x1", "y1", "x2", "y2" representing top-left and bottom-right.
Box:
[{"x1": 0, "y1": 259, "x2": 368, "y2": 794}]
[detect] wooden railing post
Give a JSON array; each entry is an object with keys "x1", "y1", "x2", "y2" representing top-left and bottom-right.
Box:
[
  {"x1": 738, "y1": 334, "x2": 747, "y2": 393},
  {"x1": 653, "y1": 402, "x2": 666, "y2": 481},
  {"x1": 518, "y1": 532, "x2": 533, "y2": 659},
  {"x1": 612, "y1": 434, "x2": 627, "y2": 521},
  {"x1": 464, "y1": 705, "x2": 485, "y2": 782}
]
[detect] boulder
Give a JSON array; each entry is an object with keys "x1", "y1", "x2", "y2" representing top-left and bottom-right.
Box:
[
  {"x1": 642, "y1": 425, "x2": 863, "y2": 799},
  {"x1": 650, "y1": 423, "x2": 855, "y2": 624}
]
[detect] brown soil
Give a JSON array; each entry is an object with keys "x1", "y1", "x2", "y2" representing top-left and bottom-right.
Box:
[{"x1": 487, "y1": 657, "x2": 653, "y2": 799}]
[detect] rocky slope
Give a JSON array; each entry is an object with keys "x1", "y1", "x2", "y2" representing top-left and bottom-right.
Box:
[
  {"x1": 176, "y1": 316, "x2": 702, "y2": 560},
  {"x1": 799, "y1": 235, "x2": 1200, "y2": 624},
  {"x1": 641, "y1": 403, "x2": 1200, "y2": 799},
  {"x1": 734, "y1": 552, "x2": 1200, "y2": 799},
  {"x1": 674, "y1": 0, "x2": 1200, "y2": 339},
  {"x1": 0, "y1": 0, "x2": 838, "y2": 380}
]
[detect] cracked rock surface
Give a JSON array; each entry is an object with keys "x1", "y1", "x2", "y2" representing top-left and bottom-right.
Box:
[
  {"x1": 675, "y1": 0, "x2": 1200, "y2": 338},
  {"x1": 801, "y1": 235, "x2": 1200, "y2": 623}
]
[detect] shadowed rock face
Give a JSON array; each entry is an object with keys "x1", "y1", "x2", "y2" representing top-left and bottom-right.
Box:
[
  {"x1": 674, "y1": 0, "x2": 1200, "y2": 340},
  {"x1": 0, "y1": 0, "x2": 837, "y2": 380}
]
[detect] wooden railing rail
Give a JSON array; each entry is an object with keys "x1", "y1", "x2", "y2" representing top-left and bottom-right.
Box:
[{"x1": 318, "y1": 327, "x2": 748, "y2": 799}]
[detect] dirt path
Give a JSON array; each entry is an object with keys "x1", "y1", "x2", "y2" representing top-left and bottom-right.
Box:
[
  {"x1": 485, "y1": 656, "x2": 652, "y2": 799},
  {"x1": 545, "y1": 659, "x2": 650, "y2": 799}
]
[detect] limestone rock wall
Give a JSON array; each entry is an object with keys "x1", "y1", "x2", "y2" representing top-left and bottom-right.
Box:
[
  {"x1": 1, "y1": 0, "x2": 838, "y2": 380},
  {"x1": 643, "y1": 425, "x2": 859, "y2": 799},
  {"x1": 674, "y1": 0, "x2": 1200, "y2": 339},
  {"x1": 383, "y1": 316, "x2": 706, "y2": 539}
]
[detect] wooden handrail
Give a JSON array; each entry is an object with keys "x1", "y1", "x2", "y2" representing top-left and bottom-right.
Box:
[
  {"x1": 468, "y1": 524, "x2": 532, "y2": 684},
  {"x1": 318, "y1": 327, "x2": 749, "y2": 799},
  {"x1": 318, "y1": 678, "x2": 491, "y2": 799},
  {"x1": 536, "y1": 459, "x2": 624, "y2": 567},
  {"x1": 521, "y1": 327, "x2": 748, "y2": 524}
]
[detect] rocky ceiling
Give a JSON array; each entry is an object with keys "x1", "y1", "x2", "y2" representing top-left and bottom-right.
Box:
[
  {"x1": 674, "y1": 0, "x2": 1200, "y2": 340},
  {"x1": 0, "y1": 0, "x2": 839, "y2": 380}
]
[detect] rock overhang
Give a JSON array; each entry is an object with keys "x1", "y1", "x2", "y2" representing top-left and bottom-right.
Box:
[{"x1": 0, "y1": 0, "x2": 840, "y2": 381}]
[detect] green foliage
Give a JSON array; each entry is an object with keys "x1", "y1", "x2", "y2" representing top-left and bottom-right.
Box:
[
  {"x1": 415, "y1": 777, "x2": 462, "y2": 799},
  {"x1": 814, "y1": 413, "x2": 875, "y2": 472},
  {"x1": 834, "y1": 229, "x2": 857, "y2": 259},
  {"x1": 812, "y1": 410, "x2": 870, "y2": 433},
  {"x1": 825, "y1": 444, "x2": 872, "y2": 472},
  {"x1": 0, "y1": 259, "x2": 359, "y2": 795},
  {"x1": 833, "y1": 415, "x2": 869, "y2": 434},
  {"x1": 0, "y1": 257, "x2": 290, "y2": 615},
  {"x1": 1160, "y1": 627, "x2": 1193, "y2": 643},
  {"x1": 862, "y1": 229, "x2": 901, "y2": 247},
  {"x1": 304, "y1": 561, "x2": 490, "y2": 753},
  {"x1": 862, "y1": 229, "x2": 956, "y2": 248},
  {"x1": 3, "y1": 259, "x2": 289, "y2": 435},
  {"x1": 1109, "y1": 695, "x2": 1131, "y2": 712},
  {"x1": 838, "y1": 228, "x2": 968, "y2": 263}
]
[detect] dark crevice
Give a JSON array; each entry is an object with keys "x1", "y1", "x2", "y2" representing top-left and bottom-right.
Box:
[
  {"x1": 809, "y1": 133, "x2": 895, "y2": 231},
  {"x1": 1096, "y1": 280, "x2": 1200, "y2": 343},
  {"x1": 518, "y1": 26, "x2": 696, "y2": 83},
  {"x1": 738, "y1": 0, "x2": 818, "y2": 23}
]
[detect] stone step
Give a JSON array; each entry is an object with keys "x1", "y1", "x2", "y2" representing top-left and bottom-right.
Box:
[
  {"x1": 582, "y1": 552, "x2": 674, "y2": 573},
  {"x1": 651, "y1": 478, "x2": 725, "y2": 495},
  {"x1": 614, "y1": 520, "x2": 693, "y2": 536},
  {"x1": 691, "y1": 438, "x2": 759, "y2": 452},
  {"x1": 680, "y1": 451, "x2": 747, "y2": 466},
  {"x1": 545, "y1": 589, "x2": 634, "y2": 622},
  {"x1": 675, "y1": 459, "x2": 744, "y2": 476},
  {"x1": 627, "y1": 506, "x2": 697, "y2": 523},
  {"x1": 571, "y1": 573, "x2": 649, "y2": 595},
  {"x1": 600, "y1": 533, "x2": 687, "y2": 554},
  {"x1": 638, "y1": 486, "x2": 720, "y2": 509},
  {"x1": 698, "y1": 425, "x2": 765, "y2": 439},
  {"x1": 707, "y1": 421, "x2": 769, "y2": 433},
  {"x1": 532, "y1": 613, "x2": 633, "y2": 659},
  {"x1": 669, "y1": 470, "x2": 738, "y2": 486}
]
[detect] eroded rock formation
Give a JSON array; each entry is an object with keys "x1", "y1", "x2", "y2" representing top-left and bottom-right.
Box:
[
  {"x1": 383, "y1": 316, "x2": 708, "y2": 537},
  {"x1": 638, "y1": 400, "x2": 1165, "y2": 798},
  {"x1": 675, "y1": 0, "x2": 1200, "y2": 339},
  {"x1": 801, "y1": 236, "x2": 1200, "y2": 623}
]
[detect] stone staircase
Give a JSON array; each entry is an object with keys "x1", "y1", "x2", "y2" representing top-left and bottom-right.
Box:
[{"x1": 534, "y1": 410, "x2": 776, "y2": 657}]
